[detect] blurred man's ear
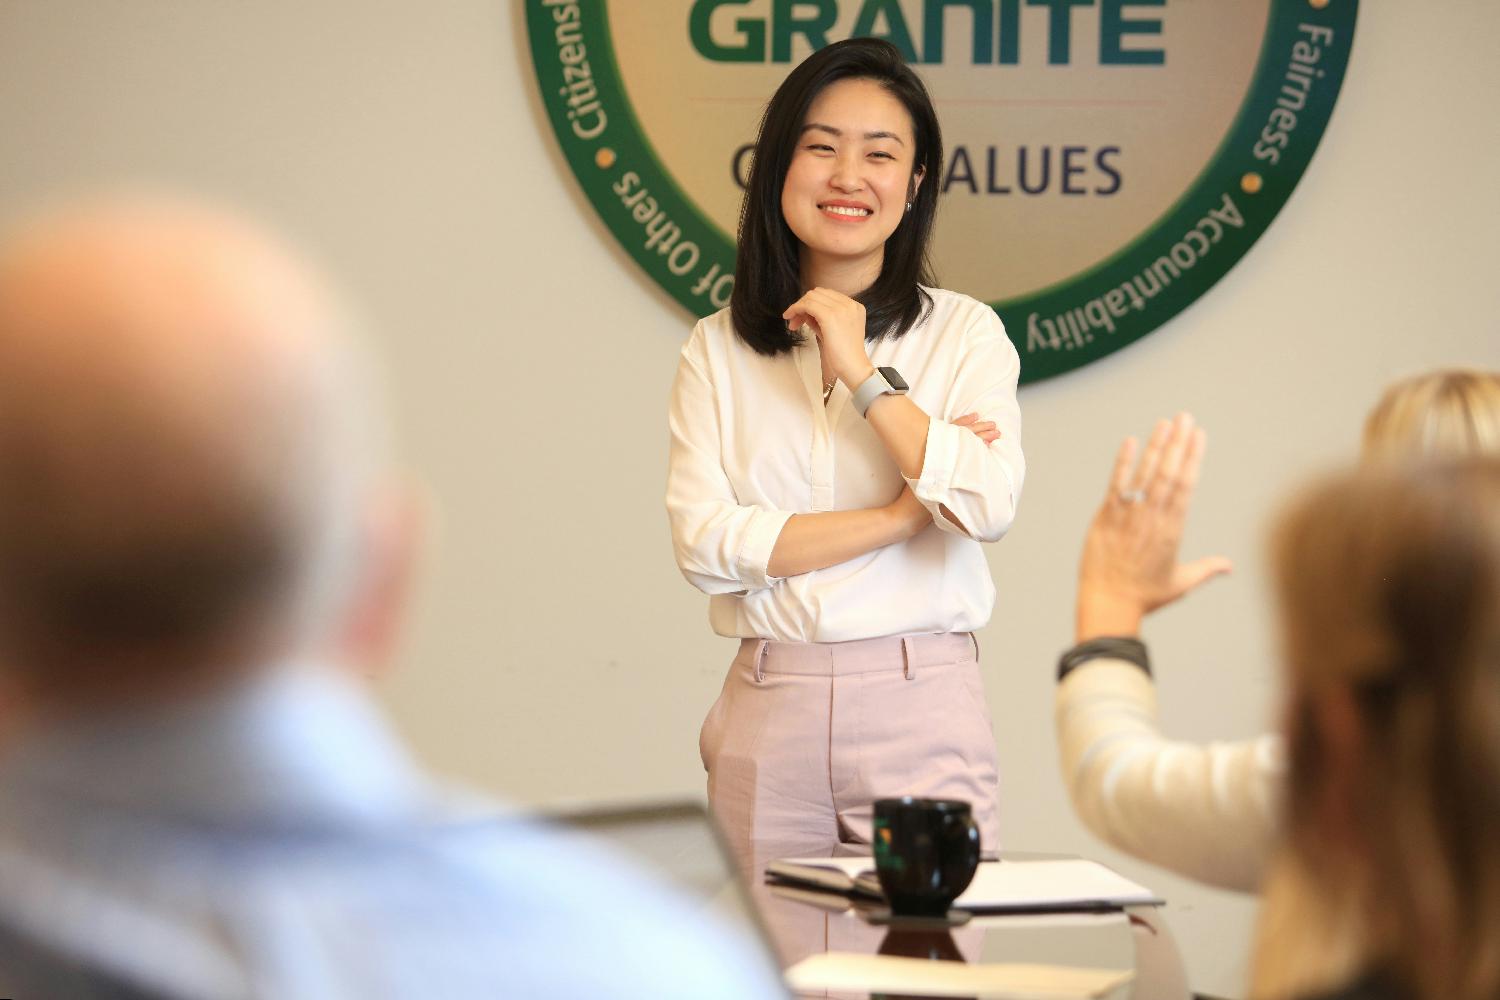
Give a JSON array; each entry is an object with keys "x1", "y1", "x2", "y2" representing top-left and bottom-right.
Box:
[{"x1": 334, "y1": 480, "x2": 426, "y2": 679}]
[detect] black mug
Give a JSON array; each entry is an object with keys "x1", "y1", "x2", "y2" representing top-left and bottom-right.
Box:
[{"x1": 872, "y1": 797, "x2": 981, "y2": 917}]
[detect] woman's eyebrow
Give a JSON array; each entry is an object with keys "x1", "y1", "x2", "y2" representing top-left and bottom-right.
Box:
[{"x1": 799, "y1": 123, "x2": 907, "y2": 145}]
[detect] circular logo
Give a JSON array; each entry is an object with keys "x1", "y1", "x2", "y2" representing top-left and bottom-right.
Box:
[{"x1": 527, "y1": 0, "x2": 1356, "y2": 383}]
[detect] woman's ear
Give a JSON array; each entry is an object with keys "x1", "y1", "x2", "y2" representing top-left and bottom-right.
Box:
[{"x1": 909, "y1": 168, "x2": 925, "y2": 203}]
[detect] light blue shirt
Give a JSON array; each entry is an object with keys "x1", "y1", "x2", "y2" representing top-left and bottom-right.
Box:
[{"x1": 0, "y1": 667, "x2": 785, "y2": 999}]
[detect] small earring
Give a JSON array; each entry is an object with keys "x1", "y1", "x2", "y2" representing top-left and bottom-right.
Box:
[{"x1": 905, "y1": 201, "x2": 913, "y2": 213}]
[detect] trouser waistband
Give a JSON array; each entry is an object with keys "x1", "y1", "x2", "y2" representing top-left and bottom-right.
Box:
[{"x1": 737, "y1": 632, "x2": 978, "y2": 682}]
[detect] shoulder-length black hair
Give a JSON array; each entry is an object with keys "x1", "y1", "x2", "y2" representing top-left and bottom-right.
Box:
[{"x1": 730, "y1": 37, "x2": 943, "y2": 356}]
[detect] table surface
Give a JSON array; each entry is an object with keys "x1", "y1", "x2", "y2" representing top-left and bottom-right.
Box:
[{"x1": 746, "y1": 855, "x2": 1191, "y2": 1000}]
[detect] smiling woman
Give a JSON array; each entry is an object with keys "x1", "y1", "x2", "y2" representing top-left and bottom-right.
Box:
[
  {"x1": 779, "y1": 78, "x2": 916, "y2": 294},
  {"x1": 665, "y1": 38, "x2": 1027, "y2": 875},
  {"x1": 730, "y1": 40, "x2": 943, "y2": 357}
]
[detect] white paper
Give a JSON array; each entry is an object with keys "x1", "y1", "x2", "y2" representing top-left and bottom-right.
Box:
[
  {"x1": 767, "y1": 857, "x2": 1159, "y2": 912},
  {"x1": 954, "y1": 859, "x2": 1159, "y2": 911},
  {"x1": 770, "y1": 856, "x2": 872, "y2": 879},
  {"x1": 786, "y1": 953, "x2": 1134, "y2": 999}
]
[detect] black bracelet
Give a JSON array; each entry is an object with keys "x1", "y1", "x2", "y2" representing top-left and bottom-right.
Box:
[{"x1": 1056, "y1": 637, "x2": 1151, "y2": 682}]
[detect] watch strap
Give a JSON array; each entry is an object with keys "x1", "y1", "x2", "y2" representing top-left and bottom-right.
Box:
[{"x1": 851, "y1": 367, "x2": 903, "y2": 417}]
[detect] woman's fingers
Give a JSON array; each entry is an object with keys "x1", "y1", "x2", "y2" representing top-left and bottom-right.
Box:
[
  {"x1": 781, "y1": 290, "x2": 814, "y2": 320},
  {"x1": 1148, "y1": 413, "x2": 1196, "y2": 508},
  {"x1": 785, "y1": 288, "x2": 866, "y2": 333},
  {"x1": 783, "y1": 291, "x2": 825, "y2": 330},
  {"x1": 783, "y1": 310, "x2": 813, "y2": 333},
  {"x1": 1166, "y1": 427, "x2": 1208, "y2": 516},
  {"x1": 801, "y1": 286, "x2": 857, "y2": 309},
  {"x1": 1129, "y1": 418, "x2": 1173, "y2": 496},
  {"x1": 783, "y1": 287, "x2": 849, "y2": 324},
  {"x1": 1169, "y1": 554, "x2": 1233, "y2": 600},
  {"x1": 952, "y1": 413, "x2": 999, "y2": 443},
  {"x1": 783, "y1": 308, "x2": 822, "y2": 335},
  {"x1": 1108, "y1": 436, "x2": 1140, "y2": 501}
]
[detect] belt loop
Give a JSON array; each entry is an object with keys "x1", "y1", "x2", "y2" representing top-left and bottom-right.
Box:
[
  {"x1": 753, "y1": 640, "x2": 769, "y2": 684},
  {"x1": 901, "y1": 636, "x2": 915, "y2": 680}
]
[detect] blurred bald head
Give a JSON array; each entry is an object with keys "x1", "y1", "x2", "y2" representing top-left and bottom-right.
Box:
[{"x1": 0, "y1": 196, "x2": 387, "y2": 704}]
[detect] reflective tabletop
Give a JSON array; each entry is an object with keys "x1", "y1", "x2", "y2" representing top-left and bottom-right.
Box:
[{"x1": 747, "y1": 853, "x2": 1190, "y2": 1000}]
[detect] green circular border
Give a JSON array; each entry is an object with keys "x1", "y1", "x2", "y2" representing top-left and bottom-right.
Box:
[{"x1": 527, "y1": 0, "x2": 1357, "y2": 384}]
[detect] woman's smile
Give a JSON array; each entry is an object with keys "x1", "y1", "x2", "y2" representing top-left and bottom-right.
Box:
[{"x1": 817, "y1": 199, "x2": 875, "y2": 221}]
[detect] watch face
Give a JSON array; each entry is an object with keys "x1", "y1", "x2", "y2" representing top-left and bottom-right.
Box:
[{"x1": 878, "y1": 366, "x2": 910, "y2": 393}]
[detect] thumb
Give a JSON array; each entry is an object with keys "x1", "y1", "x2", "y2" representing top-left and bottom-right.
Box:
[{"x1": 1172, "y1": 556, "x2": 1233, "y2": 597}]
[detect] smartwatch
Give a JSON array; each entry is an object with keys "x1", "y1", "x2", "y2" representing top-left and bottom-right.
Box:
[{"x1": 851, "y1": 366, "x2": 910, "y2": 417}]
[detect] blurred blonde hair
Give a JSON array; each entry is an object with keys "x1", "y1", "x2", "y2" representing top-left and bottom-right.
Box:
[
  {"x1": 1362, "y1": 369, "x2": 1500, "y2": 461},
  {"x1": 1251, "y1": 460, "x2": 1500, "y2": 1000}
]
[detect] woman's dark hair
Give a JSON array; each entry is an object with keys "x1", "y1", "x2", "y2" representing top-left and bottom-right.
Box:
[{"x1": 730, "y1": 38, "x2": 943, "y2": 356}]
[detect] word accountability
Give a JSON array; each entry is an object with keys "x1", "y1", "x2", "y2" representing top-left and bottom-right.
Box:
[{"x1": 1027, "y1": 193, "x2": 1244, "y2": 351}]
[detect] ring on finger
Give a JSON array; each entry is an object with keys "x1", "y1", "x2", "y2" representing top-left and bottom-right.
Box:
[{"x1": 1117, "y1": 489, "x2": 1147, "y2": 504}]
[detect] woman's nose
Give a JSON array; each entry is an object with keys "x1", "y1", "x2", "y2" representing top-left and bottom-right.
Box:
[{"x1": 829, "y1": 152, "x2": 863, "y2": 191}]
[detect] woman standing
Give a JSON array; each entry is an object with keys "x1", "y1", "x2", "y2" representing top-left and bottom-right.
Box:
[{"x1": 666, "y1": 39, "x2": 1024, "y2": 871}]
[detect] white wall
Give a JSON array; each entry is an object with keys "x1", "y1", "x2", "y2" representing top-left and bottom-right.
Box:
[{"x1": 1, "y1": 2, "x2": 1496, "y2": 995}]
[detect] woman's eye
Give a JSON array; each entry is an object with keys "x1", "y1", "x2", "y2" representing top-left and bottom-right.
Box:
[
  {"x1": 805, "y1": 144, "x2": 834, "y2": 153},
  {"x1": 869, "y1": 151, "x2": 895, "y2": 160}
]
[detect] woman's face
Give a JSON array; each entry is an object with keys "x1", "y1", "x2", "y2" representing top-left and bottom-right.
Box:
[{"x1": 780, "y1": 77, "x2": 921, "y2": 286}]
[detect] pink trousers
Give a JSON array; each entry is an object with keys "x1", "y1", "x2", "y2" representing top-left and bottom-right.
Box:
[{"x1": 700, "y1": 631, "x2": 1001, "y2": 877}]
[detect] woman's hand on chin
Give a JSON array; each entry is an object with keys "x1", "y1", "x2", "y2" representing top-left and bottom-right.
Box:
[{"x1": 783, "y1": 287, "x2": 875, "y2": 387}]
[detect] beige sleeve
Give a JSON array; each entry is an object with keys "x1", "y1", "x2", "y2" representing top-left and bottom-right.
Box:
[{"x1": 1054, "y1": 658, "x2": 1284, "y2": 893}]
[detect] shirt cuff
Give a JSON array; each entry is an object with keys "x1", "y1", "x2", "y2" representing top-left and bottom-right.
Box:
[
  {"x1": 1057, "y1": 637, "x2": 1151, "y2": 681},
  {"x1": 902, "y1": 419, "x2": 969, "y2": 537},
  {"x1": 735, "y1": 507, "x2": 794, "y2": 592},
  {"x1": 913, "y1": 417, "x2": 960, "y2": 504}
]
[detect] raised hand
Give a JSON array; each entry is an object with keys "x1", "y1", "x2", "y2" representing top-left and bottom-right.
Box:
[{"x1": 1075, "y1": 412, "x2": 1232, "y2": 641}]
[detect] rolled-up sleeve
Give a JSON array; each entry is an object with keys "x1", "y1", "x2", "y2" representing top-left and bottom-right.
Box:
[
  {"x1": 666, "y1": 330, "x2": 793, "y2": 595},
  {"x1": 905, "y1": 312, "x2": 1024, "y2": 542}
]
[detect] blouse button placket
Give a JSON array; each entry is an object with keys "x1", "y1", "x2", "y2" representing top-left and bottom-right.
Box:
[{"x1": 798, "y1": 344, "x2": 837, "y2": 512}]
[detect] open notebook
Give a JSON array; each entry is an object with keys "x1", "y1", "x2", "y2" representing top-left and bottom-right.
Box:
[{"x1": 765, "y1": 855, "x2": 1161, "y2": 913}]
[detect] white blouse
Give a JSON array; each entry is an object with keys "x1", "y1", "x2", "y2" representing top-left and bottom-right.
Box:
[{"x1": 666, "y1": 287, "x2": 1025, "y2": 643}]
